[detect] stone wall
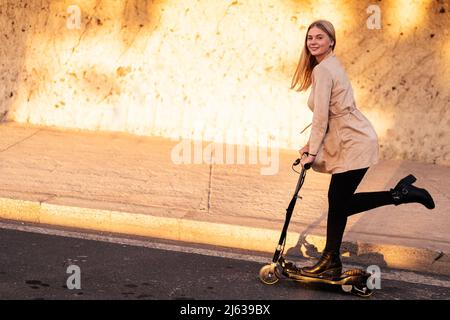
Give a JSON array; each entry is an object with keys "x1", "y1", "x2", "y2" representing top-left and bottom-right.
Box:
[{"x1": 1, "y1": 0, "x2": 449, "y2": 165}]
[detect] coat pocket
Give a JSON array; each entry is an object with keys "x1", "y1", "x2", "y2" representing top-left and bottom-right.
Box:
[{"x1": 322, "y1": 125, "x2": 341, "y2": 157}]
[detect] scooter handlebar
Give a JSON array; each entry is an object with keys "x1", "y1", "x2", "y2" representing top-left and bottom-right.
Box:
[{"x1": 293, "y1": 154, "x2": 312, "y2": 170}]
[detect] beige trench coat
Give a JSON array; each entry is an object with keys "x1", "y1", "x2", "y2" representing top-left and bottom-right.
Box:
[{"x1": 306, "y1": 53, "x2": 379, "y2": 174}]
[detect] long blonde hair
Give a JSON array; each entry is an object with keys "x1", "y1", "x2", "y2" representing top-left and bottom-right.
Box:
[{"x1": 290, "y1": 20, "x2": 336, "y2": 92}]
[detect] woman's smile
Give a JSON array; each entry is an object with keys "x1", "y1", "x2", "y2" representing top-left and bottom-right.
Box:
[{"x1": 307, "y1": 26, "x2": 334, "y2": 61}]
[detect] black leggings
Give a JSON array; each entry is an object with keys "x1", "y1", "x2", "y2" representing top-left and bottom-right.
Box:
[{"x1": 325, "y1": 167, "x2": 395, "y2": 253}]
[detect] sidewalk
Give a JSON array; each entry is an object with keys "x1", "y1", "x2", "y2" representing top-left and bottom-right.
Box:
[{"x1": 1, "y1": 122, "x2": 449, "y2": 276}]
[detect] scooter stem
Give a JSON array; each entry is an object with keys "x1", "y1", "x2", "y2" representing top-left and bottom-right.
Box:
[{"x1": 272, "y1": 158, "x2": 309, "y2": 263}]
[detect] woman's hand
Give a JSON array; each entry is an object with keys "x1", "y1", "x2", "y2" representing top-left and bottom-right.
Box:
[
  {"x1": 300, "y1": 154, "x2": 316, "y2": 169},
  {"x1": 298, "y1": 144, "x2": 310, "y2": 158}
]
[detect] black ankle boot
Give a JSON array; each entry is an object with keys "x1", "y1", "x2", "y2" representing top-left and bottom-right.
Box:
[
  {"x1": 301, "y1": 250, "x2": 342, "y2": 278},
  {"x1": 390, "y1": 174, "x2": 435, "y2": 209}
]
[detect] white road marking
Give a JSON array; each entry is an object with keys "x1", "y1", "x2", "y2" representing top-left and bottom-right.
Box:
[{"x1": 1, "y1": 221, "x2": 450, "y2": 289}]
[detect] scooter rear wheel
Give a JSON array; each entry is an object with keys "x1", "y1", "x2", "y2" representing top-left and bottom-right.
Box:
[{"x1": 259, "y1": 264, "x2": 280, "y2": 285}]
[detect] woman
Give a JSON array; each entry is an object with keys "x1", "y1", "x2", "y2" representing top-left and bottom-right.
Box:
[{"x1": 291, "y1": 20, "x2": 435, "y2": 278}]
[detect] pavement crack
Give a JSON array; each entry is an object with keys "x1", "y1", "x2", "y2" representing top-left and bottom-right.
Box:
[
  {"x1": 433, "y1": 251, "x2": 445, "y2": 264},
  {"x1": 0, "y1": 129, "x2": 42, "y2": 153},
  {"x1": 207, "y1": 161, "x2": 213, "y2": 214},
  {"x1": 39, "y1": 194, "x2": 58, "y2": 204}
]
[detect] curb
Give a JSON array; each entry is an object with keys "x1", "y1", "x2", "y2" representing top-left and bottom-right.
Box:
[{"x1": 1, "y1": 196, "x2": 448, "y2": 276}]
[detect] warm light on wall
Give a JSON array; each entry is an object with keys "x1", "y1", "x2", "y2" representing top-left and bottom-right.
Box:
[
  {"x1": 2, "y1": 0, "x2": 448, "y2": 165},
  {"x1": 385, "y1": 0, "x2": 429, "y2": 35},
  {"x1": 309, "y1": 0, "x2": 346, "y2": 29},
  {"x1": 9, "y1": 0, "x2": 316, "y2": 150},
  {"x1": 438, "y1": 37, "x2": 450, "y2": 91}
]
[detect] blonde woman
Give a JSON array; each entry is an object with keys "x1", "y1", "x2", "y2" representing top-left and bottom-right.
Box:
[{"x1": 292, "y1": 20, "x2": 435, "y2": 278}]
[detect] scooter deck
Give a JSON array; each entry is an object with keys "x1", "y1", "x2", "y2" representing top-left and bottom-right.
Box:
[{"x1": 283, "y1": 269, "x2": 369, "y2": 286}]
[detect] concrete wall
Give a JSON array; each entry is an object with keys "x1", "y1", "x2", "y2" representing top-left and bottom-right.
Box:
[{"x1": 1, "y1": 0, "x2": 449, "y2": 165}]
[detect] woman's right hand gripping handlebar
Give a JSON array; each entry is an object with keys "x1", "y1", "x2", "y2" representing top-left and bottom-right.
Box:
[
  {"x1": 298, "y1": 143, "x2": 315, "y2": 170},
  {"x1": 298, "y1": 144, "x2": 310, "y2": 158}
]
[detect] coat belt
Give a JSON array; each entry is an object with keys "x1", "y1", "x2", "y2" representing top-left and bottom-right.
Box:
[
  {"x1": 300, "y1": 107, "x2": 357, "y2": 134},
  {"x1": 329, "y1": 106, "x2": 357, "y2": 119}
]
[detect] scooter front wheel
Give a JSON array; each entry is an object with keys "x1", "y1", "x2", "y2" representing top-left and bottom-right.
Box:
[
  {"x1": 259, "y1": 264, "x2": 280, "y2": 285},
  {"x1": 352, "y1": 284, "x2": 374, "y2": 297},
  {"x1": 341, "y1": 284, "x2": 374, "y2": 297}
]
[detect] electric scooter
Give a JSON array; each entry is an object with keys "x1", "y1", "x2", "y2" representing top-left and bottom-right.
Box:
[{"x1": 258, "y1": 155, "x2": 374, "y2": 297}]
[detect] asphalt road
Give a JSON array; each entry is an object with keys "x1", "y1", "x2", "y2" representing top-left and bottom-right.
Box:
[{"x1": 0, "y1": 220, "x2": 449, "y2": 304}]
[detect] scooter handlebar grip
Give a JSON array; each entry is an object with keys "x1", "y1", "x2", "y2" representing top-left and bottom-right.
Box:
[{"x1": 293, "y1": 158, "x2": 311, "y2": 170}]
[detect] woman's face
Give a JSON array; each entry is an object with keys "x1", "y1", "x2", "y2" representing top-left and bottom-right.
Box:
[{"x1": 307, "y1": 26, "x2": 333, "y2": 58}]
